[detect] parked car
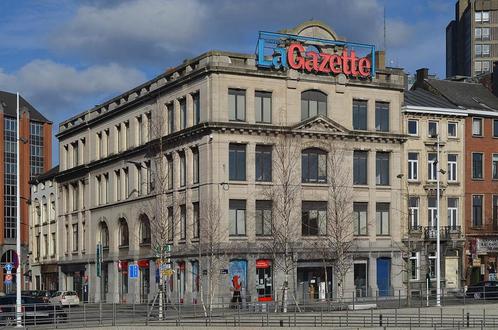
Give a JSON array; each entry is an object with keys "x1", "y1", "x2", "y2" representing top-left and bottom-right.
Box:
[
  {"x1": 466, "y1": 281, "x2": 498, "y2": 299},
  {"x1": 35, "y1": 290, "x2": 57, "y2": 303},
  {"x1": 21, "y1": 290, "x2": 39, "y2": 297},
  {"x1": 49, "y1": 291, "x2": 80, "y2": 306},
  {"x1": 0, "y1": 295, "x2": 66, "y2": 325}
]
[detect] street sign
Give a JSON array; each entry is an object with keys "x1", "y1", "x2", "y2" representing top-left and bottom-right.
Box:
[
  {"x1": 4, "y1": 263, "x2": 13, "y2": 272},
  {"x1": 128, "y1": 264, "x2": 139, "y2": 279},
  {"x1": 159, "y1": 263, "x2": 171, "y2": 271},
  {"x1": 162, "y1": 269, "x2": 174, "y2": 277},
  {"x1": 4, "y1": 274, "x2": 12, "y2": 284}
]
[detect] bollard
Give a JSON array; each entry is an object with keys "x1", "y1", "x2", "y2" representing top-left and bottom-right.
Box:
[
  {"x1": 280, "y1": 319, "x2": 283, "y2": 327},
  {"x1": 379, "y1": 314, "x2": 383, "y2": 327},
  {"x1": 99, "y1": 301, "x2": 102, "y2": 325},
  {"x1": 483, "y1": 309, "x2": 486, "y2": 328},
  {"x1": 395, "y1": 308, "x2": 397, "y2": 327},
  {"x1": 84, "y1": 303, "x2": 86, "y2": 327},
  {"x1": 467, "y1": 312, "x2": 470, "y2": 328}
]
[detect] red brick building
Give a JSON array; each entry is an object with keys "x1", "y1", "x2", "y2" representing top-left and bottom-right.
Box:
[{"x1": 0, "y1": 91, "x2": 52, "y2": 293}]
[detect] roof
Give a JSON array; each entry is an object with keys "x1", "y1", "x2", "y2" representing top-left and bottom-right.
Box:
[
  {"x1": 425, "y1": 79, "x2": 498, "y2": 112},
  {"x1": 30, "y1": 166, "x2": 59, "y2": 184},
  {"x1": 0, "y1": 91, "x2": 50, "y2": 122},
  {"x1": 404, "y1": 89, "x2": 458, "y2": 109}
]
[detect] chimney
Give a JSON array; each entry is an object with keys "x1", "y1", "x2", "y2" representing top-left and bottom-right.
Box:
[
  {"x1": 416, "y1": 68, "x2": 429, "y2": 84},
  {"x1": 375, "y1": 50, "x2": 385, "y2": 70}
]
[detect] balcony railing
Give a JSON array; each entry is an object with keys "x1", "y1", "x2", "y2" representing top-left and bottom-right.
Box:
[{"x1": 424, "y1": 225, "x2": 461, "y2": 240}]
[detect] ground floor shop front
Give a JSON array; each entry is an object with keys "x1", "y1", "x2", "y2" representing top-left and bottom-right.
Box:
[
  {"x1": 467, "y1": 237, "x2": 498, "y2": 285},
  {"x1": 57, "y1": 250, "x2": 403, "y2": 304}
]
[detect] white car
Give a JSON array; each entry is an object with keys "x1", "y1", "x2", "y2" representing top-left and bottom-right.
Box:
[{"x1": 49, "y1": 291, "x2": 80, "y2": 306}]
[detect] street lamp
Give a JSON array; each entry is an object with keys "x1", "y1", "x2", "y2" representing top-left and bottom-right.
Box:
[{"x1": 432, "y1": 133, "x2": 442, "y2": 307}]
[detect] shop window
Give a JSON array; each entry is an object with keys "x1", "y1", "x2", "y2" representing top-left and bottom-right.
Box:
[
  {"x1": 302, "y1": 148, "x2": 327, "y2": 183},
  {"x1": 301, "y1": 90, "x2": 327, "y2": 120},
  {"x1": 256, "y1": 260, "x2": 273, "y2": 301},
  {"x1": 353, "y1": 99, "x2": 367, "y2": 130},
  {"x1": 353, "y1": 151, "x2": 368, "y2": 185}
]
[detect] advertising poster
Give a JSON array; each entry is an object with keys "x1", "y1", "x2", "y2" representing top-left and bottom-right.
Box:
[{"x1": 229, "y1": 260, "x2": 247, "y2": 290}]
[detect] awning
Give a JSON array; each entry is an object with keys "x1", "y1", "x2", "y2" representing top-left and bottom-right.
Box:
[
  {"x1": 61, "y1": 263, "x2": 86, "y2": 274},
  {"x1": 41, "y1": 264, "x2": 58, "y2": 273}
]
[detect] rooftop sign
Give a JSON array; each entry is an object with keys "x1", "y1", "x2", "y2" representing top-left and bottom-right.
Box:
[{"x1": 256, "y1": 31, "x2": 375, "y2": 78}]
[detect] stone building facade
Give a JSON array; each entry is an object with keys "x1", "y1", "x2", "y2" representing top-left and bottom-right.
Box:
[{"x1": 54, "y1": 21, "x2": 408, "y2": 304}]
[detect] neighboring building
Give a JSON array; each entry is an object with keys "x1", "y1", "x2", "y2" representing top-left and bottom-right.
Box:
[
  {"x1": 54, "y1": 21, "x2": 407, "y2": 304},
  {"x1": 0, "y1": 91, "x2": 52, "y2": 293},
  {"x1": 446, "y1": 0, "x2": 498, "y2": 77},
  {"x1": 413, "y1": 69, "x2": 498, "y2": 286},
  {"x1": 402, "y1": 84, "x2": 466, "y2": 294},
  {"x1": 28, "y1": 166, "x2": 59, "y2": 291}
]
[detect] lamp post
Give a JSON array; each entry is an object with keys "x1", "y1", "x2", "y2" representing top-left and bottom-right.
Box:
[
  {"x1": 15, "y1": 93, "x2": 21, "y2": 327},
  {"x1": 435, "y1": 134, "x2": 441, "y2": 307}
]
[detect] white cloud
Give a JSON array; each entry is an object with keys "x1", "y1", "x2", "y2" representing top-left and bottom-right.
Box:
[{"x1": 0, "y1": 60, "x2": 146, "y2": 116}]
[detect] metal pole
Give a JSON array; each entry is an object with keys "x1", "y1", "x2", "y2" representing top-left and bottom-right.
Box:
[
  {"x1": 436, "y1": 134, "x2": 441, "y2": 307},
  {"x1": 16, "y1": 92, "x2": 21, "y2": 327}
]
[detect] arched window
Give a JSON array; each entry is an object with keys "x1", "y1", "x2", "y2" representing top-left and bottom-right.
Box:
[
  {"x1": 301, "y1": 90, "x2": 327, "y2": 120},
  {"x1": 100, "y1": 222, "x2": 109, "y2": 249},
  {"x1": 302, "y1": 148, "x2": 327, "y2": 183},
  {"x1": 139, "y1": 214, "x2": 151, "y2": 245},
  {"x1": 119, "y1": 218, "x2": 129, "y2": 247}
]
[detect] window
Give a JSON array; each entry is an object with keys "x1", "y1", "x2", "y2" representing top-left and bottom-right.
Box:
[
  {"x1": 353, "y1": 99, "x2": 367, "y2": 130},
  {"x1": 115, "y1": 124, "x2": 121, "y2": 152},
  {"x1": 192, "y1": 147, "x2": 199, "y2": 184},
  {"x1": 483, "y1": 44, "x2": 490, "y2": 57},
  {"x1": 448, "y1": 122, "x2": 457, "y2": 138},
  {"x1": 483, "y1": 61, "x2": 491, "y2": 72},
  {"x1": 167, "y1": 207, "x2": 173, "y2": 241},
  {"x1": 179, "y1": 98, "x2": 187, "y2": 129},
  {"x1": 428, "y1": 153, "x2": 437, "y2": 181},
  {"x1": 167, "y1": 103, "x2": 174, "y2": 133},
  {"x1": 493, "y1": 120, "x2": 498, "y2": 138},
  {"x1": 140, "y1": 215, "x2": 151, "y2": 245},
  {"x1": 71, "y1": 183, "x2": 78, "y2": 211},
  {"x1": 228, "y1": 89, "x2": 246, "y2": 121},
  {"x1": 229, "y1": 200, "x2": 246, "y2": 236},
  {"x1": 124, "y1": 168, "x2": 129, "y2": 197},
  {"x1": 376, "y1": 203, "x2": 390, "y2": 236},
  {"x1": 376, "y1": 152, "x2": 389, "y2": 185},
  {"x1": 123, "y1": 121, "x2": 129, "y2": 149},
  {"x1": 407, "y1": 119, "x2": 418, "y2": 136},
  {"x1": 65, "y1": 225, "x2": 69, "y2": 253},
  {"x1": 407, "y1": 152, "x2": 418, "y2": 181},
  {"x1": 72, "y1": 141, "x2": 79, "y2": 166},
  {"x1": 472, "y1": 195, "x2": 483, "y2": 228},
  {"x1": 115, "y1": 170, "x2": 121, "y2": 201},
  {"x1": 302, "y1": 148, "x2": 327, "y2": 183},
  {"x1": 51, "y1": 232, "x2": 56, "y2": 256},
  {"x1": 476, "y1": 44, "x2": 482, "y2": 56},
  {"x1": 448, "y1": 198, "x2": 458, "y2": 228},
  {"x1": 448, "y1": 154, "x2": 458, "y2": 182},
  {"x1": 476, "y1": 27, "x2": 482, "y2": 39},
  {"x1": 255, "y1": 200, "x2": 272, "y2": 236},
  {"x1": 301, "y1": 90, "x2": 327, "y2": 119},
  {"x1": 429, "y1": 252, "x2": 437, "y2": 280},
  {"x1": 375, "y1": 102, "x2": 389, "y2": 132},
  {"x1": 119, "y1": 218, "x2": 129, "y2": 247},
  {"x1": 255, "y1": 91, "x2": 272, "y2": 123},
  {"x1": 192, "y1": 92, "x2": 200, "y2": 125},
  {"x1": 475, "y1": 61, "x2": 482, "y2": 73},
  {"x1": 43, "y1": 234, "x2": 48, "y2": 257},
  {"x1": 410, "y1": 252, "x2": 419, "y2": 281},
  {"x1": 353, "y1": 151, "x2": 368, "y2": 185},
  {"x1": 180, "y1": 205, "x2": 186, "y2": 240},
  {"x1": 192, "y1": 202, "x2": 199, "y2": 239},
  {"x1": 167, "y1": 156, "x2": 173, "y2": 189},
  {"x1": 229, "y1": 144, "x2": 246, "y2": 181},
  {"x1": 493, "y1": 154, "x2": 498, "y2": 179},
  {"x1": 353, "y1": 202, "x2": 368, "y2": 236},
  {"x1": 136, "y1": 164, "x2": 143, "y2": 195},
  {"x1": 179, "y1": 152, "x2": 186, "y2": 187},
  {"x1": 428, "y1": 121, "x2": 438, "y2": 137},
  {"x1": 483, "y1": 11, "x2": 490, "y2": 22},
  {"x1": 100, "y1": 222, "x2": 109, "y2": 249},
  {"x1": 483, "y1": 27, "x2": 490, "y2": 40},
  {"x1": 255, "y1": 145, "x2": 272, "y2": 182},
  {"x1": 493, "y1": 196, "x2": 498, "y2": 229},
  {"x1": 473, "y1": 153, "x2": 483, "y2": 179},
  {"x1": 408, "y1": 197, "x2": 419, "y2": 229},
  {"x1": 302, "y1": 202, "x2": 327, "y2": 236},
  {"x1": 72, "y1": 224, "x2": 78, "y2": 252},
  {"x1": 428, "y1": 197, "x2": 437, "y2": 227},
  {"x1": 476, "y1": 11, "x2": 482, "y2": 22},
  {"x1": 473, "y1": 118, "x2": 483, "y2": 136},
  {"x1": 36, "y1": 235, "x2": 40, "y2": 259}
]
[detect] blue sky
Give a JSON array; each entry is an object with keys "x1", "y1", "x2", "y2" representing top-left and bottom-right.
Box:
[{"x1": 0, "y1": 0, "x2": 454, "y2": 163}]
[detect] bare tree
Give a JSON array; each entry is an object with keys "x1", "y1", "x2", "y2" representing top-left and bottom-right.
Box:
[
  {"x1": 197, "y1": 197, "x2": 225, "y2": 315},
  {"x1": 261, "y1": 131, "x2": 302, "y2": 312}
]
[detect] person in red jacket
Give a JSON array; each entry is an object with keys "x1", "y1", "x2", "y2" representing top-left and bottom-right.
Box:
[{"x1": 231, "y1": 275, "x2": 242, "y2": 306}]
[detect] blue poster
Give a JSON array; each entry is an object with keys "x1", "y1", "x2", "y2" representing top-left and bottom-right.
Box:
[{"x1": 229, "y1": 260, "x2": 247, "y2": 290}]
